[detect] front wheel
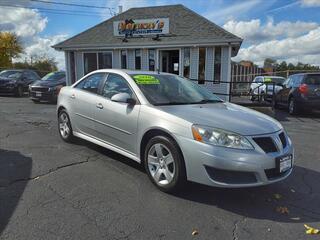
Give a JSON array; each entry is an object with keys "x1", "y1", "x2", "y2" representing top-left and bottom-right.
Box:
[
  {"x1": 144, "y1": 136, "x2": 186, "y2": 193},
  {"x1": 58, "y1": 110, "x2": 74, "y2": 142}
]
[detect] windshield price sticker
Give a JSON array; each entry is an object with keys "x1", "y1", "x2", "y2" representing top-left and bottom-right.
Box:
[
  {"x1": 264, "y1": 78, "x2": 272, "y2": 82},
  {"x1": 133, "y1": 75, "x2": 160, "y2": 84}
]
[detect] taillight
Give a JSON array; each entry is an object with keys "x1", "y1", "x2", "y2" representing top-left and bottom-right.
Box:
[{"x1": 298, "y1": 84, "x2": 308, "y2": 94}]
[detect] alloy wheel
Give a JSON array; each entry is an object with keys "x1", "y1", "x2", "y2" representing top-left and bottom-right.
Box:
[
  {"x1": 147, "y1": 143, "x2": 175, "y2": 186},
  {"x1": 59, "y1": 112, "x2": 71, "y2": 138}
]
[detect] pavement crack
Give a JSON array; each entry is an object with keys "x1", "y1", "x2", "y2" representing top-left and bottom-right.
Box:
[
  {"x1": 232, "y1": 217, "x2": 247, "y2": 240},
  {"x1": 1, "y1": 153, "x2": 100, "y2": 188}
]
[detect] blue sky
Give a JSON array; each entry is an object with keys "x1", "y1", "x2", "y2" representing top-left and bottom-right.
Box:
[{"x1": 1, "y1": 0, "x2": 320, "y2": 68}]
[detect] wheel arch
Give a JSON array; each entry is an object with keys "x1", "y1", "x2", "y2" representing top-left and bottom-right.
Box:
[{"x1": 139, "y1": 128, "x2": 185, "y2": 167}]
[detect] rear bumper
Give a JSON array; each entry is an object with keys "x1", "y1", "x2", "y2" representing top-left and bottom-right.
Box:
[{"x1": 296, "y1": 98, "x2": 320, "y2": 109}]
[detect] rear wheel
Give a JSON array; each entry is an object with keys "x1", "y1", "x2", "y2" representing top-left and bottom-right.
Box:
[
  {"x1": 58, "y1": 110, "x2": 74, "y2": 142},
  {"x1": 288, "y1": 97, "x2": 299, "y2": 115},
  {"x1": 15, "y1": 85, "x2": 23, "y2": 97},
  {"x1": 144, "y1": 135, "x2": 186, "y2": 193}
]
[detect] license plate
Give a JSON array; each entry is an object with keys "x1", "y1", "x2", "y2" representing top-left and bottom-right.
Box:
[
  {"x1": 36, "y1": 92, "x2": 42, "y2": 97},
  {"x1": 276, "y1": 155, "x2": 292, "y2": 173}
]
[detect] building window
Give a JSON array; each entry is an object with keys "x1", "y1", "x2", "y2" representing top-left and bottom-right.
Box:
[
  {"x1": 98, "y1": 52, "x2": 112, "y2": 69},
  {"x1": 149, "y1": 49, "x2": 155, "y2": 71},
  {"x1": 183, "y1": 48, "x2": 190, "y2": 78},
  {"x1": 198, "y1": 47, "x2": 206, "y2": 84},
  {"x1": 135, "y1": 49, "x2": 141, "y2": 70},
  {"x1": 121, "y1": 50, "x2": 127, "y2": 69},
  {"x1": 83, "y1": 53, "x2": 97, "y2": 75},
  {"x1": 214, "y1": 47, "x2": 222, "y2": 83},
  {"x1": 69, "y1": 51, "x2": 76, "y2": 84}
]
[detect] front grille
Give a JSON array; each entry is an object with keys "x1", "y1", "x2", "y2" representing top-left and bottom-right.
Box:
[
  {"x1": 279, "y1": 132, "x2": 287, "y2": 149},
  {"x1": 265, "y1": 168, "x2": 289, "y2": 180},
  {"x1": 31, "y1": 87, "x2": 49, "y2": 92},
  {"x1": 205, "y1": 166, "x2": 257, "y2": 184},
  {"x1": 252, "y1": 137, "x2": 277, "y2": 153}
]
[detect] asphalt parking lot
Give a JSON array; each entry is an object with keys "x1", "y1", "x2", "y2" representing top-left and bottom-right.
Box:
[{"x1": 0, "y1": 96, "x2": 320, "y2": 240}]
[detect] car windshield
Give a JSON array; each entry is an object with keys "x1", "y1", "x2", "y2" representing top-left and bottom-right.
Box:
[
  {"x1": 304, "y1": 74, "x2": 320, "y2": 85},
  {"x1": 130, "y1": 74, "x2": 222, "y2": 105},
  {"x1": 42, "y1": 72, "x2": 66, "y2": 81},
  {"x1": 264, "y1": 77, "x2": 285, "y2": 84},
  {"x1": 0, "y1": 70, "x2": 22, "y2": 79}
]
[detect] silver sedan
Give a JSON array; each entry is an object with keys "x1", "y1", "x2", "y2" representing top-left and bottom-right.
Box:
[{"x1": 57, "y1": 69, "x2": 294, "y2": 192}]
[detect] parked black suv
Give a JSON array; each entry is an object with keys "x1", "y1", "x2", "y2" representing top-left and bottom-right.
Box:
[
  {"x1": 273, "y1": 73, "x2": 320, "y2": 114},
  {"x1": 29, "y1": 71, "x2": 66, "y2": 103},
  {"x1": 0, "y1": 69, "x2": 41, "y2": 97}
]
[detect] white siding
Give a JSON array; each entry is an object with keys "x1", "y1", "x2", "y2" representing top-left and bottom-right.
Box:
[
  {"x1": 141, "y1": 49, "x2": 148, "y2": 71},
  {"x1": 127, "y1": 49, "x2": 135, "y2": 69},
  {"x1": 113, "y1": 49, "x2": 120, "y2": 68},
  {"x1": 190, "y1": 47, "x2": 199, "y2": 80}
]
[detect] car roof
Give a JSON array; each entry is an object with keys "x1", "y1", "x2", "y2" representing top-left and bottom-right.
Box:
[{"x1": 92, "y1": 69, "x2": 175, "y2": 76}]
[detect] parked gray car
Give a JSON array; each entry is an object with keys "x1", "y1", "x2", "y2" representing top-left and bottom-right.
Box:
[{"x1": 57, "y1": 70, "x2": 294, "y2": 192}]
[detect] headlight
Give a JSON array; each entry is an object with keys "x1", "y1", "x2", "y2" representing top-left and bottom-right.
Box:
[{"x1": 192, "y1": 125, "x2": 254, "y2": 150}]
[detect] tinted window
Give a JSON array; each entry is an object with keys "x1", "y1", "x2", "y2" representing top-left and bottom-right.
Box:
[
  {"x1": 0, "y1": 70, "x2": 22, "y2": 79},
  {"x1": 121, "y1": 50, "x2": 127, "y2": 69},
  {"x1": 135, "y1": 49, "x2": 141, "y2": 70},
  {"x1": 101, "y1": 73, "x2": 133, "y2": 99},
  {"x1": 42, "y1": 72, "x2": 65, "y2": 81},
  {"x1": 292, "y1": 75, "x2": 303, "y2": 87},
  {"x1": 24, "y1": 71, "x2": 38, "y2": 80},
  {"x1": 75, "y1": 73, "x2": 105, "y2": 94},
  {"x1": 98, "y1": 52, "x2": 112, "y2": 69},
  {"x1": 304, "y1": 74, "x2": 320, "y2": 85},
  {"x1": 149, "y1": 49, "x2": 155, "y2": 71},
  {"x1": 84, "y1": 53, "x2": 97, "y2": 75}
]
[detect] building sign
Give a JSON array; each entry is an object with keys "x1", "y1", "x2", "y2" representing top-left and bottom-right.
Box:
[{"x1": 113, "y1": 18, "x2": 169, "y2": 37}]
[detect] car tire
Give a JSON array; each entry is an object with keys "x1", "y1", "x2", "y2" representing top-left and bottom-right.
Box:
[
  {"x1": 288, "y1": 97, "x2": 299, "y2": 115},
  {"x1": 15, "y1": 85, "x2": 23, "y2": 97},
  {"x1": 144, "y1": 135, "x2": 186, "y2": 193},
  {"x1": 58, "y1": 109, "x2": 75, "y2": 142}
]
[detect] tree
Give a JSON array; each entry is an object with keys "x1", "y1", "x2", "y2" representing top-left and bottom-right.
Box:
[
  {"x1": 13, "y1": 54, "x2": 58, "y2": 77},
  {"x1": 263, "y1": 58, "x2": 277, "y2": 68},
  {"x1": 0, "y1": 32, "x2": 23, "y2": 68}
]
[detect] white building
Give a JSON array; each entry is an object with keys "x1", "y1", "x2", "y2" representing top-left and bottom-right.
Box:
[{"x1": 53, "y1": 4, "x2": 242, "y2": 100}]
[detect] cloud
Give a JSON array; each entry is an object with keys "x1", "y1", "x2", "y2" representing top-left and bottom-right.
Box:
[
  {"x1": 301, "y1": 0, "x2": 320, "y2": 7},
  {"x1": 223, "y1": 19, "x2": 319, "y2": 43},
  {"x1": 0, "y1": 7, "x2": 67, "y2": 69},
  {"x1": 233, "y1": 26, "x2": 320, "y2": 66},
  {"x1": 204, "y1": 0, "x2": 262, "y2": 24}
]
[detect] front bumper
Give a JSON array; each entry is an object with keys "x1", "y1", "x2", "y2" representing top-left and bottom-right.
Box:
[
  {"x1": 0, "y1": 85, "x2": 16, "y2": 94},
  {"x1": 29, "y1": 90, "x2": 57, "y2": 102},
  {"x1": 176, "y1": 130, "x2": 294, "y2": 188}
]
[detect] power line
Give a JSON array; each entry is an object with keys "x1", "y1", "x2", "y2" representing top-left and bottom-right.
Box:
[
  {"x1": 0, "y1": 4, "x2": 110, "y2": 17},
  {"x1": 30, "y1": 0, "x2": 116, "y2": 14}
]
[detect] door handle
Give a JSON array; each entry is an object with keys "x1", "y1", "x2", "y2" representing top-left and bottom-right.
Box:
[
  {"x1": 70, "y1": 94, "x2": 75, "y2": 99},
  {"x1": 96, "y1": 103, "x2": 103, "y2": 109}
]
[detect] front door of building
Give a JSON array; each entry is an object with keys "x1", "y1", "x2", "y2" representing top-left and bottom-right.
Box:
[{"x1": 159, "y1": 50, "x2": 179, "y2": 75}]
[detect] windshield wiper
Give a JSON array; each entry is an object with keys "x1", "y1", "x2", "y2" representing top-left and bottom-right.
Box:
[
  {"x1": 154, "y1": 101, "x2": 193, "y2": 106},
  {"x1": 191, "y1": 99, "x2": 223, "y2": 104}
]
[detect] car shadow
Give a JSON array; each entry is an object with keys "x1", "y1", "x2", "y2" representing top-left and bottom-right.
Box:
[
  {"x1": 0, "y1": 149, "x2": 32, "y2": 234},
  {"x1": 273, "y1": 108, "x2": 320, "y2": 121},
  {"x1": 172, "y1": 165, "x2": 320, "y2": 223},
  {"x1": 78, "y1": 138, "x2": 320, "y2": 224}
]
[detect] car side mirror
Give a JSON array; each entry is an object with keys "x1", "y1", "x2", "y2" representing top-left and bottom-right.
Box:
[{"x1": 111, "y1": 93, "x2": 136, "y2": 105}]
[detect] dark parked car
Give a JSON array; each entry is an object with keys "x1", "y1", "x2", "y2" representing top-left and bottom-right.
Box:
[
  {"x1": 29, "y1": 71, "x2": 66, "y2": 103},
  {"x1": 273, "y1": 73, "x2": 320, "y2": 114},
  {"x1": 0, "y1": 69, "x2": 41, "y2": 97}
]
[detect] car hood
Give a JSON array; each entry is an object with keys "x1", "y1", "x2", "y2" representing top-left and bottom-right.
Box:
[
  {"x1": 157, "y1": 102, "x2": 283, "y2": 136},
  {"x1": 31, "y1": 80, "x2": 65, "y2": 87}
]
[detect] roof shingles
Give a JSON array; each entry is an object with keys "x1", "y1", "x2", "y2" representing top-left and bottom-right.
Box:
[{"x1": 53, "y1": 4, "x2": 242, "y2": 49}]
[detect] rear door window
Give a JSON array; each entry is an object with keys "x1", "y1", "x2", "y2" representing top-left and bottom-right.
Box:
[{"x1": 304, "y1": 74, "x2": 320, "y2": 85}]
